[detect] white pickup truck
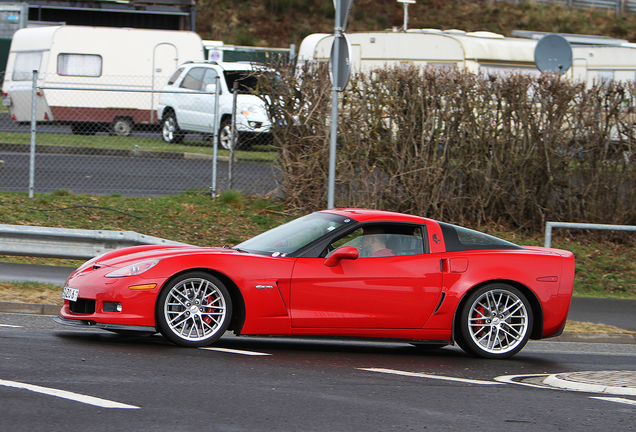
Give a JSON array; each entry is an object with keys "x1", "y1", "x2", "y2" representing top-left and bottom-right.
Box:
[{"x1": 157, "y1": 61, "x2": 272, "y2": 149}]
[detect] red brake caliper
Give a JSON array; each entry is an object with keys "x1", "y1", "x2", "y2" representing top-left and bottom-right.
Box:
[{"x1": 474, "y1": 305, "x2": 487, "y2": 337}]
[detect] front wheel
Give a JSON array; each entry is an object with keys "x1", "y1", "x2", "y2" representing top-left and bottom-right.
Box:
[
  {"x1": 162, "y1": 112, "x2": 185, "y2": 144},
  {"x1": 456, "y1": 284, "x2": 533, "y2": 359},
  {"x1": 156, "y1": 272, "x2": 232, "y2": 347},
  {"x1": 218, "y1": 119, "x2": 233, "y2": 150}
]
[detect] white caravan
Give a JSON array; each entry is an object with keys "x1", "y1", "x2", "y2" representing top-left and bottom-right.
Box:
[
  {"x1": 1, "y1": 25, "x2": 204, "y2": 135},
  {"x1": 297, "y1": 30, "x2": 540, "y2": 76},
  {"x1": 298, "y1": 29, "x2": 636, "y2": 86}
]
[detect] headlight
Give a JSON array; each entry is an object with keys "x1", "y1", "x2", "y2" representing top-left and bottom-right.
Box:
[
  {"x1": 241, "y1": 105, "x2": 264, "y2": 117},
  {"x1": 105, "y1": 259, "x2": 159, "y2": 278}
]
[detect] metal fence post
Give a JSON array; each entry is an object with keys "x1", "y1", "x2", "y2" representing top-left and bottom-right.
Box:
[
  {"x1": 29, "y1": 70, "x2": 37, "y2": 198},
  {"x1": 211, "y1": 74, "x2": 221, "y2": 197},
  {"x1": 229, "y1": 81, "x2": 238, "y2": 190}
]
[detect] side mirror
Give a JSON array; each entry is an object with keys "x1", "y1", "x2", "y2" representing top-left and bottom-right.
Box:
[
  {"x1": 205, "y1": 83, "x2": 220, "y2": 94},
  {"x1": 324, "y1": 246, "x2": 359, "y2": 267}
]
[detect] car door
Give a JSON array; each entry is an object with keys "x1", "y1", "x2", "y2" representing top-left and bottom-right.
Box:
[
  {"x1": 289, "y1": 225, "x2": 443, "y2": 329},
  {"x1": 175, "y1": 67, "x2": 217, "y2": 131}
]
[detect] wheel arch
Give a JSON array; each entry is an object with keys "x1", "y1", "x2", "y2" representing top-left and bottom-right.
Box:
[
  {"x1": 155, "y1": 267, "x2": 247, "y2": 334},
  {"x1": 451, "y1": 279, "x2": 544, "y2": 343},
  {"x1": 161, "y1": 106, "x2": 175, "y2": 120}
]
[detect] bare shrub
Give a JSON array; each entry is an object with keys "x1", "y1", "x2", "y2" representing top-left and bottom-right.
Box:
[{"x1": 258, "y1": 64, "x2": 636, "y2": 229}]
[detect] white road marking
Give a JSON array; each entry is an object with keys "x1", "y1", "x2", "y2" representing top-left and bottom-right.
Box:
[
  {"x1": 0, "y1": 379, "x2": 139, "y2": 409},
  {"x1": 200, "y1": 347, "x2": 272, "y2": 356},
  {"x1": 359, "y1": 368, "x2": 503, "y2": 385},
  {"x1": 0, "y1": 324, "x2": 21, "y2": 328},
  {"x1": 591, "y1": 396, "x2": 636, "y2": 406}
]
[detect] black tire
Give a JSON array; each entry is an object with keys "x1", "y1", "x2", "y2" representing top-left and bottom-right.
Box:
[
  {"x1": 161, "y1": 111, "x2": 185, "y2": 144},
  {"x1": 218, "y1": 118, "x2": 234, "y2": 150},
  {"x1": 112, "y1": 117, "x2": 134, "y2": 137},
  {"x1": 155, "y1": 272, "x2": 232, "y2": 347},
  {"x1": 456, "y1": 283, "x2": 533, "y2": 359}
]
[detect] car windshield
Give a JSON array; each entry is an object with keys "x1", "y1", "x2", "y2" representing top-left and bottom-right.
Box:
[
  {"x1": 223, "y1": 70, "x2": 280, "y2": 95},
  {"x1": 224, "y1": 71, "x2": 260, "y2": 94},
  {"x1": 235, "y1": 212, "x2": 353, "y2": 256}
]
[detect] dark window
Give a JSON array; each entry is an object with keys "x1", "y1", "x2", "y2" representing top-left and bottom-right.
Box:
[
  {"x1": 439, "y1": 222, "x2": 522, "y2": 252},
  {"x1": 224, "y1": 71, "x2": 258, "y2": 94}
]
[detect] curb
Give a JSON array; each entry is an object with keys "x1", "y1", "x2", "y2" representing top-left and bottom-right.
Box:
[
  {"x1": 0, "y1": 301, "x2": 61, "y2": 316},
  {"x1": 544, "y1": 371, "x2": 636, "y2": 396},
  {"x1": 549, "y1": 332, "x2": 636, "y2": 344},
  {"x1": 0, "y1": 142, "x2": 275, "y2": 164}
]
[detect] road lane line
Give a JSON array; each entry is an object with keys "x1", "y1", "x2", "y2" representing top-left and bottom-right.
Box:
[
  {"x1": 200, "y1": 347, "x2": 272, "y2": 356},
  {"x1": 0, "y1": 379, "x2": 139, "y2": 409},
  {"x1": 359, "y1": 368, "x2": 503, "y2": 385},
  {"x1": 591, "y1": 396, "x2": 636, "y2": 406},
  {"x1": 0, "y1": 324, "x2": 21, "y2": 328}
]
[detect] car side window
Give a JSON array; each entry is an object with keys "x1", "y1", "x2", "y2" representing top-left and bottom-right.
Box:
[
  {"x1": 167, "y1": 67, "x2": 184, "y2": 86},
  {"x1": 180, "y1": 67, "x2": 206, "y2": 91},
  {"x1": 202, "y1": 68, "x2": 218, "y2": 89},
  {"x1": 327, "y1": 225, "x2": 425, "y2": 258}
]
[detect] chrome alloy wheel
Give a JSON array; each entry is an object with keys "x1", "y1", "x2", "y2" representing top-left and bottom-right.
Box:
[
  {"x1": 466, "y1": 288, "x2": 530, "y2": 356},
  {"x1": 162, "y1": 277, "x2": 228, "y2": 342},
  {"x1": 161, "y1": 113, "x2": 184, "y2": 144}
]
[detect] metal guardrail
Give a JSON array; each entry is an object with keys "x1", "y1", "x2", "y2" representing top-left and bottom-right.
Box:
[
  {"x1": 544, "y1": 222, "x2": 636, "y2": 247},
  {"x1": 0, "y1": 224, "x2": 191, "y2": 260}
]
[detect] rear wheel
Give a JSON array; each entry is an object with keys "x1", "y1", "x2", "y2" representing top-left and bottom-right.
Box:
[
  {"x1": 456, "y1": 284, "x2": 532, "y2": 359},
  {"x1": 156, "y1": 272, "x2": 232, "y2": 347},
  {"x1": 162, "y1": 112, "x2": 185, "y2": 144}
]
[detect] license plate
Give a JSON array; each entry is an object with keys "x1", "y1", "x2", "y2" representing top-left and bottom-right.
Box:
[
  {"x1": 2, "y1": 96, "x2": 11, "y2": 107},
  {"x1": 61, "y1": 286, "x2": 79, "y2": 302}
]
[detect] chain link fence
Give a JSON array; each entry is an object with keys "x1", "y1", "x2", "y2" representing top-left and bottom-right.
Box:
[{"x1": 0, "y1": 71, "x2": 281, "y2": 197}]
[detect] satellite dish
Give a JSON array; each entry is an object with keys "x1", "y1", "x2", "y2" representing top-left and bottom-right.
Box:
[{"x1": 534, "y1": 34, "x2": 573, "y2": 75}]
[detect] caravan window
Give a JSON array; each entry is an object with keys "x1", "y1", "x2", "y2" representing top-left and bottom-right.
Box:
[
  {"x1": 12, "y1": 51, "x2": 42, "y2": 81},
  {"x1": 57, "y1": 54, "x2": 102, "y2": 77}
]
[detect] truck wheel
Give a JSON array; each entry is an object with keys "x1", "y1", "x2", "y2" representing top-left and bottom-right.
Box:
[
  {"x1": 218, "y1": 119, "x2": 233, "y2": 150},
  {"x1": 162, "y1": 112, "x2": 185, "y2": 144},
  {"x1": 112, "y1": 118, "x2": 133, "y2": 137}
]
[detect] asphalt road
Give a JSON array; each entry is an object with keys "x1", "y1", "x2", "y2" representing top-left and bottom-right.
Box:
[
  {"x1": 1, "y1": 313, "x2": 635, "y2": 431},
  {"x1": 0, "y1": 151, "x2": 280, "y2": 196}
]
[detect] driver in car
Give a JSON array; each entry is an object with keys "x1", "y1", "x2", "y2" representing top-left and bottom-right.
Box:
[{"x1": 361, "y1": 226, "x2": 393, "y2": 257}]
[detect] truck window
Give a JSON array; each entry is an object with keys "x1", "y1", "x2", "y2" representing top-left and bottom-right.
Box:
[
  {"x1": 180, "y1": 67, "x2": 206, "y2": 91},
  {"x1": 224, "y1": 71, "x2": 258, "y2": 94},
  {"x1": 167, "y1": 67, "x2": 184, "y2": 85},
  {"x1": 57, "y1": 54, "x2": 102, "y2": 77},
  {"x1": 12, "y1": 52, "x2": 42, "y2": 81}
]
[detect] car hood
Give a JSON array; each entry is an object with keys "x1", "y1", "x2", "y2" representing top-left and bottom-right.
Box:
[{"x1": 77, "y1": 245, "x2": 239, "y2": 271}]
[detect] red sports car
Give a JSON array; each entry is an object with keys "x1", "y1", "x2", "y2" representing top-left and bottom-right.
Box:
[{"x1": 55, "y1": 209, "x2": 575, "y2": 359}]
